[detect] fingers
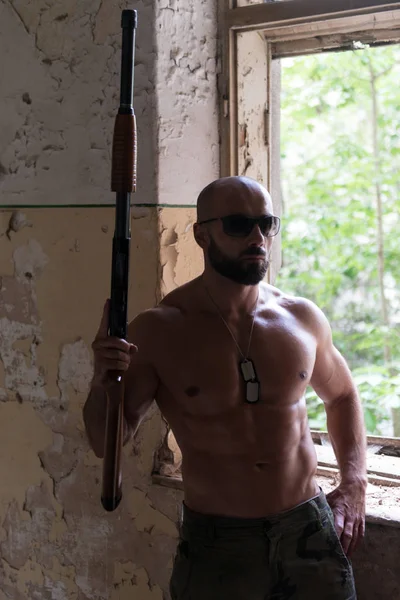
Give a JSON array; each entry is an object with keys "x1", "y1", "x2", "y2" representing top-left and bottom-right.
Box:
[
  {"x1": 333, "y1": 510, "x2": 345, "y2": 539},
  {"x1": 340, "y1": 519, "x2": 354, "y2": 555},
  {"x1": 332, "y1": 509, "x2": 356, "y2": 556},
  {"x1": 99, "y1": 359, "x2": 131, "y2": 372},
  {"x1": 92, "y1": 336, "x2": 132, "y2": 353},
  {"x1": 331, "y1": 505, "x2": 365, "y2": 557},
  {"x1": 92, "y1": 300, "x2": 139, "y2": 385},
  {"x1": 347, "y1": 518, "x2": 365, "y2": 558},
  {"x1": 92, "y1": 341, "x2": 137, "y2": 367},
  {"x1": 97, "y1": 349, "x2": 132, "y2": 364},
  {"x1": 96, "y1": 346, "x2": 138, "y2": 364},
  {"x1": 326, "y1": 485, "x2": 366, "y2": 558},
  {"x1": 359, "y1": 516, "x2": 365, "y2": 540},
  {"x1": 332, "y1": 509, "x2": 353, "y2": 555}
]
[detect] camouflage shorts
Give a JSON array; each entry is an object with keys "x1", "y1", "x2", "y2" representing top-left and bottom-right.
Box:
[{"x1": 170, "y1": 489, "x2": 356, "y2": 600}]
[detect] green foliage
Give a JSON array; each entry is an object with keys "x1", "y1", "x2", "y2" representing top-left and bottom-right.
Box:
[{"x1": 277, "y1": 45, "x2": 400, "y2": 435}]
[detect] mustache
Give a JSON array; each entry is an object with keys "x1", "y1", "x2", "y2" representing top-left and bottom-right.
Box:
[{"x1": 240, "y1": 247, "x2": 267, "y2": 258}]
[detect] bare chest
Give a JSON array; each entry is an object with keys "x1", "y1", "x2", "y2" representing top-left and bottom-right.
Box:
[{"x1": 154, "y1": 312, "x2": 317, "y2": 416}]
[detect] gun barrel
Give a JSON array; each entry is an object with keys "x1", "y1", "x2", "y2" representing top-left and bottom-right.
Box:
[
  {"x1": 120, "y1": 9, "x2": 137, "y2": 110},
  {"x1": 101, "y1": 9, "x2": 137, "y2": 512}
]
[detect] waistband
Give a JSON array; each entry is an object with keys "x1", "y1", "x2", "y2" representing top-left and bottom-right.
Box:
[{"x1": 180, "y1": 489, "x2": 329, "y2": 541}]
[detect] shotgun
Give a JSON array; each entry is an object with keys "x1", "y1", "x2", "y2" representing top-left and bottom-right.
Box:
[{"x1": 101, "y1": 9, "x2": 137, "y2": 512}]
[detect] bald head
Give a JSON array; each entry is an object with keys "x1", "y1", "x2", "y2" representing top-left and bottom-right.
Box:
[{"x1": 196, "y1": 176, "x2": 273, "y2": 222}]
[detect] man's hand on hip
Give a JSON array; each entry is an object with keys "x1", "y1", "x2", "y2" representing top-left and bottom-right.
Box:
[{"x1": 326, "y1": 480, "x2": 366, "y2": 557}]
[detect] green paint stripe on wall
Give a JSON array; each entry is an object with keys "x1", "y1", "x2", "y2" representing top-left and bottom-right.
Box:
[{"x1": 0, "y1": 204, "x2": 196, "y2": 209}]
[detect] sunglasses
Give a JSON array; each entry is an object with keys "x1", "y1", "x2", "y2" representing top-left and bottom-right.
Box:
[{"x1": 198, "y1": 214, "x2": 281, "y2": 238}]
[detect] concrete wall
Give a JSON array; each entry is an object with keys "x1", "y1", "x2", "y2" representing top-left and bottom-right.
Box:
[
  {"x1": 353, "y1": 522, "x2": 400, "y2": 600},
  {"x1": 0, "y1": 0, "x2": 216, "y2": 598}
]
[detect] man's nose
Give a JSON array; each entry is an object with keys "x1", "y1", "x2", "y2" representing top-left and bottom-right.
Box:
[{"x1": 248, "y1": 224, "x2": 265, "y2": 246}]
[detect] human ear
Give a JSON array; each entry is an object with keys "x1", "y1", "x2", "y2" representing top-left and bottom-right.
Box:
[{"x1": 193, "y1": 223, "x2": 208, "y2": 249}]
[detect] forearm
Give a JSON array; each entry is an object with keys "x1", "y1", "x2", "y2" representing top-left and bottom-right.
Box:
[
  {"x1": 82, "y1": 380, "x2": 131, "y2": 458},
  {"x1": 325, "y1": 390, "x2": 367, "y2": 487}
]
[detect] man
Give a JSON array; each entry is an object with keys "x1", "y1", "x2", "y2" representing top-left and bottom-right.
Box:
[{"x1": 83, "y1": 176, "x2": 367, "y2": 599}]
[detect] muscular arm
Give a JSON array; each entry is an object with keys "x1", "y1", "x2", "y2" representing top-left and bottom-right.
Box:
[
  {"x1": 83, "y1": 310, "x2": 159, "y2": 457},
  {"x1": 123, "y1": 311, "x2": 160, "y2": 441},
  {"x1": 307, "y1": 301, "x2": 367, "y2": 487},
  {"x1": 299, "y1": 299, "x2": 368, "y2": 554}
]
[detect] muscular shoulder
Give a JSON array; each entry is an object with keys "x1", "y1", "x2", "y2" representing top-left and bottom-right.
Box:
[
  {"x1": 159, "y1": 278, "x2": 198, "y2": 311},
  {"x1": 125, "y1": 306, "x2": 172, "y2": 365},
  {"x1": 127, "y1": 280, "x2": 195, "y2": 345},
  {"x1": 269, "y1": 285, "x2": 332, "y2": 345},
  {"x1": 127, "y1": 304, "x2": 177, "y2": 341}
]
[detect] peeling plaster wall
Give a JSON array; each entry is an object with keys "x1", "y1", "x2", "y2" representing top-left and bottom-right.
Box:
[
  {"x1": 156, "y1": 1, "x2": 219, "y2": 206},
  {"x1": 237, "y1": 30, "x2": 269, "y2": 184},
  {"x1": 0, "y1": 0, "x2": 216, "y2": 597},
  {"x1": 154, "y1": 0, "x2": 219, "y2": 295},
  {"x1": 158, "y1": 207, "x2": 203, "y2": 299},
  {"x1": 236, "y1": 30, "x2": 282, "y2": 285},
  {"x1": 0, "y1": 208, "x2": 177, "y2": 599},
  {"x1": 0, "y1": 0, "x2": 157, "y2": 207}
]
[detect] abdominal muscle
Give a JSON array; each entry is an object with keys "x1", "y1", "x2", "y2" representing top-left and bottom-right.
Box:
[{"x1": 169, "y1": 397, "x2": 320, "y2": 519}]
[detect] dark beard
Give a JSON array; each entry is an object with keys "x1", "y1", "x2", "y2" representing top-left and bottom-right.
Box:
[{"x1": 207, "y1": 237, "x2": 269, "y2": 285}]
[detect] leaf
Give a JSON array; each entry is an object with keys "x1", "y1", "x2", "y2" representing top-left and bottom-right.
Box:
[
  {"x1": 364, "y1": 408, "x2": 377, "y2": 433},
  {"x1": 278, "y1": 43, "x2": 400, "y2": 436}
]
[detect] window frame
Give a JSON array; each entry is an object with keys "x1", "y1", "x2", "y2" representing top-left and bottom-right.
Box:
[{"x1": 218, "y1": 0, "x2": 400, "y2": 177}]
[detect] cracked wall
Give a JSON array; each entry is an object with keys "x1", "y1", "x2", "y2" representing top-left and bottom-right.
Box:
[
  {"x1": 0, "y1": 207, "x2": 178, "y2": 599},
  {"x1": 156, "y1": 1, "x2": 219, "y2": 206},
  {"x1": 0, "y1": 0, "x2": 157, "y2": 207},
  {"x1": 158, "y1": 207, "x2": 203, "y2": 299},
  {"x1": 0, "y1": 0, "x2": 217, "y2": 598}
]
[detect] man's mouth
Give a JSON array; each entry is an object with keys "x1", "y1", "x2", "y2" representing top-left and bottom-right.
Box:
[{"x1": 242, "y1": 255, "x2": 265, "y2": 261}]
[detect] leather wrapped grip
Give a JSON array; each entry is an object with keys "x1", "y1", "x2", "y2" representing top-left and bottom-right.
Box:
[{"x1": 111, "y1": 113, "x2": 137, "y2": 193}]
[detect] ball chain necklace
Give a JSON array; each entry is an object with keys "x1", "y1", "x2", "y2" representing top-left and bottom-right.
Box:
[{"x1": 203, "y1": 282, "x2": 260, "y2": 404}]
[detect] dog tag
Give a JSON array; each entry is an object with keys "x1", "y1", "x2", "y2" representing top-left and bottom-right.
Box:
[
  {"x1": 246, "y1": 380, "x2": 260, "y2": 403},
  {"x1": 240, "y1": 359, "x2": 256, "y2": 382}
]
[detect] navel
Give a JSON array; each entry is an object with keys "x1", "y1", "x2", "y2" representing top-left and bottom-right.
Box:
[
  {"x1": 255, "y1": 462, "x2": 267, "y2": 471},
  {"x1": 299, "y1": 371, "x2": 308, "y2": 380},
  {"x1": 185, "y1": 386, "x2": 200, "y2": 397}
]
